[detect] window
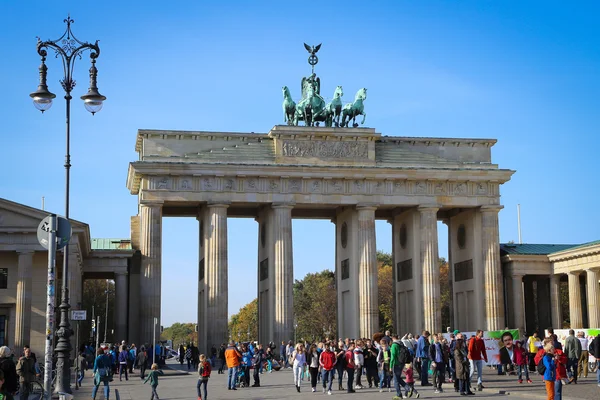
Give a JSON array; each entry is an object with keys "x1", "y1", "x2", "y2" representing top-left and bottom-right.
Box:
[
  {"x1": 0, "y1": 269, "x2": 7, "y2": 289},
  {"x1": 454, "y1": 259, "x2": 474, "y2": 281},
  {"x1": 341, "y1": 259, "x2": 350, "y2": 280},
  {"x1": 396, "y1": 259, "x2": 413, "y2": 282},
  {"x1": 260, "y1": 258, "x2": 269, "y2": 281}
]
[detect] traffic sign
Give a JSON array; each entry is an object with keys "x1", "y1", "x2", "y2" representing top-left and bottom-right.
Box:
[
  {"x1": 71, "y1": 310, "x2": 87, "y2": 321},
  {"x1": 37, "y1": 215, "x2": 72, "y2": 250}
]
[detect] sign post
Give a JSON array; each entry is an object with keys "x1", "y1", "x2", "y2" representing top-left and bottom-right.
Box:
[
  {"x1": 153, "y1": 317, "x2": 157, "y2": 365},
  {"x1": 38, "y1": 214, "x2": 71, "y2": 400},
  {"x1": 71, "y1": 310, "x2": 86, "y2": 390}
]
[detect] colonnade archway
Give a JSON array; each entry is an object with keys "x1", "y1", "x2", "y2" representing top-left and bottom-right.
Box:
[{"x1": 126, "y1": 125, "x2": 514, "y2": 353}]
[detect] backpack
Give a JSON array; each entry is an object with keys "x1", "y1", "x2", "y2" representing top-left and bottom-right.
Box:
[
  {"x1": 537, "y1": 356, "x2": 546, "y2": 375},
  {"x1": 199, "y1": 361, "x2": 212, "y2": 378},
  {"x1": 393, "y1": 342, "x2": 413, "y2": 364}
]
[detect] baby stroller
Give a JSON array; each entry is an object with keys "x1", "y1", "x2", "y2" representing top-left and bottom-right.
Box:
[{"x1": 236, "y1": 367, "x2": 247, "y2": 388}]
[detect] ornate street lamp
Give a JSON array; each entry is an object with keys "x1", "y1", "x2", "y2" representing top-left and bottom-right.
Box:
[{"x1": 31, "y1": 15, "x2": 106, "y2": 394}]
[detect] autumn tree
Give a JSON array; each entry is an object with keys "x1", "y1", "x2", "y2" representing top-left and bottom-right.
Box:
[
  {"x1": 80, "y1": 279, "x2": 115, "y2": 346},
  {"x1": 439, "y1": 258, "x2": 451, "y2": 330},
  {"x1": 293, "y1": 270, "x2": 337, "y2": 342},
  {"x1": 228, "y1": 298, "x2": 258, "y2": 342},
  {"x1": 377, "y1": 251, "x2": 394, "y2": 332},
  {"x1": 161, "y1": 322, "x2": 197, "y2": 346}
]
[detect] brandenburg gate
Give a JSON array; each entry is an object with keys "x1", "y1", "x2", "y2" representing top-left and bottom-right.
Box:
[{"x1": 126, "y1": 125, "x2": 514, "y2": 351}]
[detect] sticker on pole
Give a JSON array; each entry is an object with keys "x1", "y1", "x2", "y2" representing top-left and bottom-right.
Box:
[
  {"x1": 71, "y1": 310, "x2": 87, "y2": 321},
  {"x1": 37, "y1": 215, "x2": 72, "y2": 250}
]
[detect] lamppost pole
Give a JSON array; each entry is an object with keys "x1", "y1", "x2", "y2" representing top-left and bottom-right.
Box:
[{"x1": 30, "y1": 15, "x2": 106, "y2": 395}]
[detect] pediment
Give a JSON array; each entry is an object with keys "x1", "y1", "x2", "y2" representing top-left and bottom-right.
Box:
[{"x1": 0, "y1": 198, "x2": 87, "y2": 232}]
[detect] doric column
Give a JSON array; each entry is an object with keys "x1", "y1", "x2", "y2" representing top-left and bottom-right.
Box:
[
  {"x1": 15, "y1": 250, "x2": 34, "y2": 350},
  {"x1": 420, "y1": 206, "x2": 440, "y2": 334},
  {"x1": 205, "y1": 204, "x2": 229, "y2": 351},
  {"x1": 139, "y1": 200, "x2": 163, "y2": 343},
  {"x1": 550, "y1": 274, "x2": 562, "y2": 329},
  {"x1": 586, "y1": 268, "x2": 600, "y2": 328},
  {"x1": 114, "y1": 271, "x2": 129, "y2": 342},
  {"x1": 357, "y1": 206, "x2": 378, "y2": 338},
  {"x1": 272, "y1": 204, "x2": 294, "y2": 344},
  {"x1": 511, "y1": 274, "x2": 525, "y2": 332},
  {"x1": 567, "y1": 271, "x2": 583, "y2": 328},
  {"x1": 481, "y1": 206, "x2": 504, "y2": 331}
]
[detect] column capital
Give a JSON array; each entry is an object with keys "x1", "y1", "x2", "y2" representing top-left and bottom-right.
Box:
[
  {"x1": 139, "y1": 200, "x2": 164, "y2": 207},
  {"x1": 418, "y1": 204, "x2": 440, "y2": 212},
  {"x1": 480, "y1": 205, "x2": 504, "y2": 213},
  {"x1": 585, "y1": 267, "x2": 600, "y2": 273},
  {"x1": 356, "y1": 204, "x2": 378, "y2": 211},
  {"x1": 272, "y1": 202, "x2": 295, "y2": 209},
  {"x1": 567, "y1": 270, "x2": 581, "y2": 277},
  {"x1": 207, "y1": 202, "x2": 230, "y2": 208}
]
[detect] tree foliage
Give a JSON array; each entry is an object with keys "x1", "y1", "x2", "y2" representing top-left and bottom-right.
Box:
[
  {"x1": 439, "y1": 259, "x2": 451, "y2": 331},
  {"x1": 228, "y1": 298, "x2": 258, "y2": 342},
  {"x1": 161, "y1": 322, "x2": 197, "y2": 346},
  {"x1": 293, "y1": 270, "x2": 337, "y2": 342},
  {"x1": 80, "y1": 279, "x2": 115, "y2": 346},
  {"x1": 377, "y1": 252, "x2": 394, "y2": 332}
]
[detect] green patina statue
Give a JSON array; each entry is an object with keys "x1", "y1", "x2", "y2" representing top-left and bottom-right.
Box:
[
  {"x1": 282, "y1": 86, "x2": 296, "y2": 125},
  {"x1": 341, "y1": 88, "x2": 367, "y2": 127},
  {"x1": 325, "y1": 85, "x2": 344, "y2": 127}
]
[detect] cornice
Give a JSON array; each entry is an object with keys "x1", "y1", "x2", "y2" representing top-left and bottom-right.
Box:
[{"x1": 548, "y1": 243, "x2": 600, "y2": 262}]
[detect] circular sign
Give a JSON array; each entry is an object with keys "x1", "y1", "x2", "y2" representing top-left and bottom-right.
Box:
[
  {"x1": 399, "y1": 223, "x2": 407, "y2": 249},
  {"x1": 308, "y1": 54, "x2": 319, "y2": 66},
  {"x1": 341, "y1": 222, "x2": 348, "y2": 249},
  {"x1": 457, "y1": 224, "x2": 466, "y2": 249},
  {"x1": 37, "y1": 215, "x2": 72, "y2": 250}
]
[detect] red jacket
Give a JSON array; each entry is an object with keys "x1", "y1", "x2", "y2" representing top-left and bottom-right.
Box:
[
  {"x1": 554, "y1": 349, "x2": 568, "y2": 380},
  {"x1": 468, "y1": 336, "x2": 488, "y2": 362},
  {"x1": 320, "y1": 350, "x2": 336, "y2": 371},
  {"x1": 345, "y1": 350, "x2": 355, "y2": 368},
  {"x1": 513, "y1": 346, "x2": 527, "y2": 366}
]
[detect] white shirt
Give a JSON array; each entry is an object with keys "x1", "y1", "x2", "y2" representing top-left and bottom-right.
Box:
[{"x1": 578, "y1": 337, "x2": 589, "y2": 351}]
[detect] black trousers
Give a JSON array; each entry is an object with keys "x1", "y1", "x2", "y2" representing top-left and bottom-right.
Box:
[
  {"x1": 346, "y1": 367, "x2": 355, "y2": 392},
  {"x1": 253, "y1": 365, "x2": 260, "y2": 386},
  {"x1": 309, "y1": 367, "x2": 319, "y2": 388}
]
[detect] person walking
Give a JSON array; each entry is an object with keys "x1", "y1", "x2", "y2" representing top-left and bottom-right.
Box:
[
  {"x1": 513, "y1": 340, "x2": 532, "y2": 384},
  {"x1": 136, "y1": 346, "x2": 148, "y2": 380},
  {"x1": 453, "y1": 339, "x2": 471, "y2": 396},
  {"x1": 416, "y1": 331, "x2": 431, "y2": 386},
  {"x1": 589, "y1": 333, "x2": 600, "y2": 387},
  {"x1": 563, "y1": 329, "x2": 581, "y2": 384},
  {"x1": 576, "y1": 331, "x2": 589, "y2": 379},
  {"x1": 542, "y1": 343, "x2": 556, "y2": 400},
  {"x1": 128, "y1": 344, "x2": 137, "y2": 374},
  {"x1": 178, "y1": 344, "x2": 185, "y2": 366},
  {"x1": 344, "y1": 342, "x2": 356, "y2": 393},
  {"x1": 15, "y1": 346, "x2": 37, "y2": 400},
  {"x1": 143, "y1": 363, "x2": 164, "y2": 400},
  {"x1": 377, "y1": 340, "x2": 391, "y2": 392},
  {"x1": 353, "y1": 340, "x2": 365, "y2": 389},
  {"x1": 320, "y1": 343, "x2": 336, "y2": 395},
  {"x1": 335, "y1": 340, "x2": 346, "y2": 391},
  {"x1": 364, "y1": 339, "x2": 379, "y2": 388},
  {"x1": 307, "y1": 344, "x2": 320, "y2": 392},
  {"x1": 217, "y1": 344, "x2": 226, "y2": 374},
  {"x1": 390, "y1": 334, "x2": 411, "y2": 399},
  {"x1": 291, "y1": 343, "x2": 306, "y2": 392},
  {"x1": 429, "y1": 333, "x2": 447, "y2": 394},
  {"x1": 76, "y1": 351, "x2": 87, "y2": 386},
  {"x1": 0, "y1": 347, "x2": 18, "y2": 396},
  {"x1": 91, "y1": 348, "x2": 111, "y2": 400},
  {"x1": 185, "y1": 344, "x2": 193, "y2": 371},
  {"x1": 467, "y1": 330, "x2": 487, "y2": 391},
  {"x1": 404, "y1": 362, "x2": 420, "y2": 398},
  {"x1": 118, "y1": 346, "x2": 129, "y2": 381},
  {"x1": 225, "y1": 341, "x2": 242, "y2": 390},
  {"x1": 197, "y1": 354, "x2": 211, "y2": 400}
]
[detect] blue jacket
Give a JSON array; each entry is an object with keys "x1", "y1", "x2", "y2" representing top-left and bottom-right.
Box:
[
  {"x1": 416, "y1": 336, "x2": 430, "y2": 358},
  {"x1": 242, "y1": 349, "x2": 254, "y2": 366},
  {"x1": 542, "y1": 354, "x2": 556, "y2": 382}
]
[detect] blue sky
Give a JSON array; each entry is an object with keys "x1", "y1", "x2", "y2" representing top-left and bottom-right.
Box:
[{"x1": 1, "y1": 1, "x2": 599, "y2": 327}]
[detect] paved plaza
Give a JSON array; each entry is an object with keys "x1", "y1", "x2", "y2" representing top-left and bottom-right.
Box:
[{"x1": 73, "y1": 360, "x2": 599, "y2": 400}]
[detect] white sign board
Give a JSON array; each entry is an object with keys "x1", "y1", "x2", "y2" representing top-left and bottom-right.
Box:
[{"x1": 71, "y1": 310, "x2": 87, "y2": 321}]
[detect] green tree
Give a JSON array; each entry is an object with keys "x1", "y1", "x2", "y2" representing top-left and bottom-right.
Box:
[
  {"x1": 228, "y1": 299, "x2": 258, "y2": 342},
  {"x1": 81, "y1": 279, "x2": 115, "y2": 346},
  {"x1": 293, "y1": 270, "x2": 337, "y2": 342},
  {"x1": 377, "y1": 251, "x2": 394, "y2": 332},
  {"x1": 161, "y1": 322, "x2": 197, "y2": 346},
  {"x1": 439, "y1": 258, "x2": 451, "y2": 331}
]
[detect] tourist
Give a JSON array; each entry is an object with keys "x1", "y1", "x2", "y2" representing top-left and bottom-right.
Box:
[
  {"x1": 240, "y1": 343, "x2": 253, "y2": 387},
  {"x1": 547, "y1": 328, "x2": 562, "y2": 350},
  {"x1": 307, "y1": 344, "x2": 319, "y2": 392},
  {"x1": 526, "y1": 332, "x2": 542, "y2": 372},
  {"x1": 185, "y1": 344, "x2": 193, "y2": 370},
  {"x1": 251, "y1": 345, "x2": 261, "y2": 387},
  {"x1": 286, "y1": 341, "x2": 294, "y2": 369},
  {"x1": 118, "y1": 345, "x2": 129, "y2": 381},
  {"x1": 335, "y1": 340, "x2": 346, "y2": 391},
  {"x1": 382, "y1": 330, "x2": 392, "y2": 346},
  {"x1": 197, "y1": 353, "x2": 211, "y2": 400},
  {"x1": 320, "y1": 342, "x2": 337, "y2": 395},
  {"x1": 353, "y1": 340, "x2": 364, "y2": 389},
  {"x1": 576, "y1": 331, "x2": 589, "y2": 379},
  {"x1": 553, "y1": 345, "x2": 567, "y2": 400},
  {"x1": 404, "y1": 362, "x2": 420, "y2": 398},
  {"x1": 16, "y1": 346, "x2": 37, "y2": 400},
  {"x1": 429, "y1": 333, "x2": 446, "y2": 393},
  {"x1": 76, "y1": 351, "x2": 87, "y2": 386},
  {"x1": 499, "y1": 331, "x2": 516, "y2": 375},
  {"x1": 128, "y1": 344, "x2": 137, "y2": 373},
  {"x1": 136, "y1": 346, "x2": 148, "y2": 379},
  {"x1": 217, "y1": 343, "x2": 226, "y2": 374},
  {"x1": 143, "y1": 363, "x2": 164, "y2": 400},
  {"x1": 265, "y1": 344, "x2": 273, "y2": 372},
  {"x1": 292, "y1": 343, "x2": 306, "y2": 392},
  {"x1": 589, "y1": 333, "x2": 600, "y2": 387},
  {"x1": 178, "y1": 344, "x2": 185, "y2": 366},
  {"x1": 467, "y1": 329, "x2": 487, "y2": 391},
  {"x1": 513, "y1": 340, "x2": 532, "y2": 384},
  {"x1": 210, "y1": 345, "x2": 217, "y2": 367},
  {"x1": 541, "y1": 343, "x2": 556, "y2": 400},
  {"x1": 416, "y1": 330, "x2": 431, "y2": 386},
  {"x1": 377, "y1": 339, "x2": 391, "y2": 391},
  {"x1": 563, "y1": 329, "x2": 581, "y2": 384},
  {"x1": 344, "y1": 342, "x2": 356, "y2": 393},
  {"x1": 225, "y1": 340, "x2": 242, "y2": 390},
  {"x1": 453, "y1": 338, "x2": 472, "y2": 396},
  {"x1": 390, "y1": 334, "x2": 411, "y2": 399},
  {"x1": 91, "y1": 348, "x2": 111, "y2": 400},
  {"x1": 364, "y1": 338, "x2": 379, "y2": 388},
  {"x1": 0, "y1": 347, "x2": 17, "y2": 396}
]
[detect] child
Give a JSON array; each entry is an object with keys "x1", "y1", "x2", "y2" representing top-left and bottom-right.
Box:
[
  {"x1": 513, "y1": 341, "x2": 532, "y2": 384},
  {"x1": 404, "y1": 363, "x2": 420, "y2": 398},
  {"x1": 0, "y1": 369, "x2": 14, "y2": 400},
  {"x1": 542, "y1": 343, "x2": 556, "y2": 400},
  {"x1": 197, "y1": 354, "x2": 211, "y2": 400},
  {"x1": 377, "y1": 340, "x2": 391, "y2": 392},
  {"x1": 143, "y1": 363, "x2": 164, "y2": 400}
]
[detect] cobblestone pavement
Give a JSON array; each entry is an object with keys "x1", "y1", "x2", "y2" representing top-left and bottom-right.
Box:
[{"x1": 73, "y1": 361, "x2": 599, "y2": 400}]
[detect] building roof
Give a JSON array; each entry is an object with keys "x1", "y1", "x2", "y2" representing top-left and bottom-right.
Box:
[
  {"x1": 561, "y1": 239, "x2": 600, "y2": 252},
  {"x1": 91, "y1": 238, "x2": 132, "y2": 250},
  {"x1": 500, "y1": 243, "x2": 577, "y2": 256}
]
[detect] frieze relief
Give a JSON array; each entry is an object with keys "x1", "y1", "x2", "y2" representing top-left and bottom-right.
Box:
[
  {"x1": 415, "y1": 181, "x2": 427, "y2": 195},
  {"x1": 281, "y1": 140, "x2": 368, "y2": 159},
  {"x1": 329, "y1": 180, "x2": 344, "y2": 193}
]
